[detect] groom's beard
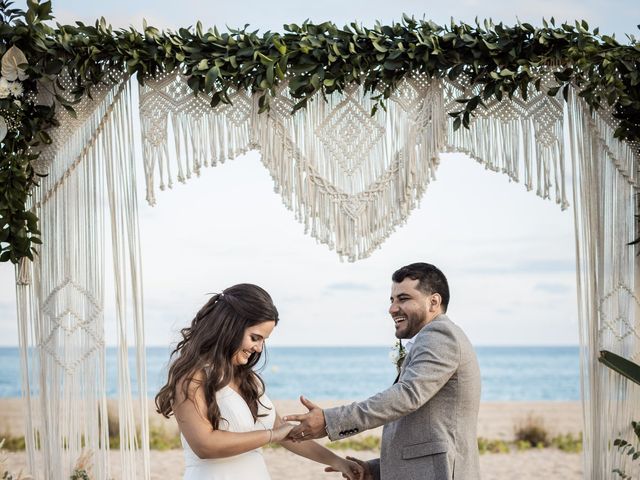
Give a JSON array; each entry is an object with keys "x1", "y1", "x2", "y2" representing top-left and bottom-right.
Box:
[{"x1": 394, "y1": 310, "x2": 427, "y2": 339}]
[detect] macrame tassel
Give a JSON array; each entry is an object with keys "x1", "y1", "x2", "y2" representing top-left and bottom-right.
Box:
[
  {"x1": 16, "y1": 74, "x2": 149, "y2": 480},
  {"x1": 15, "y1": 271, "x2": 38, "y2": 474},
  {"x1": 104, "y1": 81, "x2": 150, "y2": 480},
  {"x1": 443, "y1": 74, "x2": 568, "y2": 209},
  {"x1": 139, "y1": 73, "x2": 254, "y2": 205},
  {"x1": 139, "y1": 73, "x2": 446, "y2": 261},
  {"x1": 253, "y1": 75, "x2": 445, "y2": 261},
  {"x1": 568, "y1": 86, "x2": 640, "y2": 479}
]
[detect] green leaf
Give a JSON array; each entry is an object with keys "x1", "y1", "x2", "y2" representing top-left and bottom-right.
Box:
[
  {"x1": 599, "y1": 350, "x2": 640, "y2": 385},
  {"x1": 187, "y1": 75, "x2": 201, "y2": 93},
  {"x1": 257, "y1": 51, "x2": 274, "y2": 64},
  {"x1": 547, "y1": 86, "x2": 560, "y2": 97},
  {"x1": 61, "y1": 104, "x2": 77, "y2": 119},
  {"x1": 204, "y1": 66, "x2": 219, "y2": 91},
  {"x1": 372, "y1": 41, "x2": 388, "y2": 53},
  {"x1": 266, "y1": 61, "x2": 275, "y2": 86},
  {"x1": 272, "y1": 36, "x2": 287, "y2": 55},
  {"x1": 483, "y1": 39, "x2": 499, "y2": 50}
]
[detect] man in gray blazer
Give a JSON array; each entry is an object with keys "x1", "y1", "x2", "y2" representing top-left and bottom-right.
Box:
[{"x1": 284, "y1": 262, "x2": 481, "y2": 480}]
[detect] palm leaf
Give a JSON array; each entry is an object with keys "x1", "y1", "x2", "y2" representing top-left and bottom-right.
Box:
[{"x1": 599, "y1": 350, "x2": 640, "y2": 386}]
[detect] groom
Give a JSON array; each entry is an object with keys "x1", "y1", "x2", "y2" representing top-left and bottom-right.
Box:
[{"x1": 284, "y1": 262, "x2": 481, "y2": 480}]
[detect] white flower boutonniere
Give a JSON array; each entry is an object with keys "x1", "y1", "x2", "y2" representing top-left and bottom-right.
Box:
[{"x1": 389, "y1": 339, "x2": 406, "y2": 373}]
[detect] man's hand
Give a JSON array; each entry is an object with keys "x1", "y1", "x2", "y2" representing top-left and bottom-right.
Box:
[{"x1": 282, "y1": 396, "x2": 327, "y2": 441}]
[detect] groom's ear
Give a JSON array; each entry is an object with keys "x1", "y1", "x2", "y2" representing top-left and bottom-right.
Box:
[{"x1": 429, "y1": 293, "x2": 442, "y2": 311}]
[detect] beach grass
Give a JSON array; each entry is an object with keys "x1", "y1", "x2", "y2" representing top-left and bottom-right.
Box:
[
  {"x1": 514, "y1": 414, "x2": 549, "y2": 447},
  {"x1": 0, "y1": 429, "x2": 583, "y2": 453},
  {"x1": 0, "y1": 431, "x2": 583, "y2": 453},
  {"x1": 550, "y1": 433, "x2": 583, "y2": 453}
]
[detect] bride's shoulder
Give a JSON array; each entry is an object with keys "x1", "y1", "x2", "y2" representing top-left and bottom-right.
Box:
[{"x1": 175, "y1": 368, "x2": 209, "y2": 401}]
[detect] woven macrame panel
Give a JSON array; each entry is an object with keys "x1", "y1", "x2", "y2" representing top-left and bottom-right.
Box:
[
  {"x1": 16, "y1": 74, "x2": 150, "y2": 480},
  {"x1": 443, "y1": 73, "x2": 569, "y2": 208},
  {"x1": 568, "y1": 90, "x2": 640, "y2": 479},
  {"x1": 139, "y1": 72, "x2": 444, "y2": 260}
]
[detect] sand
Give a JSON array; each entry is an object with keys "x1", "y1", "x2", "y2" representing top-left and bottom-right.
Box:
[{"x1": 0, "y1": 399, "x2": 584, "y2": 479}]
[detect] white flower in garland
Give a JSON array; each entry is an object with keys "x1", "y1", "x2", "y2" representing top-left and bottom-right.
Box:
[
  {"x1": 0, "y1": 116, "x2": 7, "y2": 142},
  {"x1": 1, "y1": 46, "x2": 28, "y2": 82},
  {"x1": 0, "y1": 77, "x2": 10, "y2": 99},
  {"x1": 8, "y1": 81, "x2": 23, "y2": 97}
]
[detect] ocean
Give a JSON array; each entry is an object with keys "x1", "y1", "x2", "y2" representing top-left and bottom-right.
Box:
[{"x1": 0, "y1": 346, "x2": 580, "y2": 401}]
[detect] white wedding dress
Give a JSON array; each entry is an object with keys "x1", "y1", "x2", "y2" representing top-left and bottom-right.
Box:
[{"x1": 182, "y1": 386, "x2": 276, "y2": 480}]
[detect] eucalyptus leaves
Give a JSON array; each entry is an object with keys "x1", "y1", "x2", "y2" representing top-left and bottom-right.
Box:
[{"x1": 0, "y1": 0, "x2": 639, "y2": 263}]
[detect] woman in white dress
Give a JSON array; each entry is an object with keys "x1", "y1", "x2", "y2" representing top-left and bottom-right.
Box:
[{"x1": 155, "y1": 283, "x2": 363, "y2": 480}]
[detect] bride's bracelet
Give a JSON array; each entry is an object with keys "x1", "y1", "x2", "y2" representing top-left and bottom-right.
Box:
[{"x1": 267, "y1": 428, "x2": 273, "y2": 444}]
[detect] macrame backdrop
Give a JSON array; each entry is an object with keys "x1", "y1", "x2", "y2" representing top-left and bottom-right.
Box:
[
  {"x1": 12, "y1": 66, "x2": 639, "y2": 479},
  {"x1": 14, "y1": 73, "x2": 150, "y2": 480},
  {"x1": 568, "y1": 93, "x2": 640, "y2": 477}
]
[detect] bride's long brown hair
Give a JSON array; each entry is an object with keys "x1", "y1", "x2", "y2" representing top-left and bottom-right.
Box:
[{"x1": 155, "y1": 283, "x2": 279, "y2": 429}]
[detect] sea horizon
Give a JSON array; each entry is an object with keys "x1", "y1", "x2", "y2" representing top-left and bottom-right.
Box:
[{"x1": 0, "y1": 345, "x2": 581, "y2": 401}]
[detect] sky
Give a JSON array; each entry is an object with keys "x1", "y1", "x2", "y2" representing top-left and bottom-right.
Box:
[{"x1": 0, "y1": 0, "x2": 638, "y2": 348}]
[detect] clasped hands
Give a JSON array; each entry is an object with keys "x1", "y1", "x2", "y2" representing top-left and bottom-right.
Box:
[{"x1": 283, "y1": 396, "x2": 372, "y2": 480}]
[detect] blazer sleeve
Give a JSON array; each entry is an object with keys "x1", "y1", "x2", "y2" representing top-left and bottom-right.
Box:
[{"x1": 324, "y1": 319, "x2": 460, "y2": 441}]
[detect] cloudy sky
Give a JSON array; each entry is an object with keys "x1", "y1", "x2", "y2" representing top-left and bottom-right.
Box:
[{"x1": 0, "y1": 0, "x2": 638, "y2": 347}]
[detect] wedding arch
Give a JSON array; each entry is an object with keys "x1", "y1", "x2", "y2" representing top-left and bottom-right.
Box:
[{"x1": 1, "y1": 1, "x2": 639, "y2": 478}]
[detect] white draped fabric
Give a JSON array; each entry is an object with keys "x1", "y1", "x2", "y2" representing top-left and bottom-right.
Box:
[{"x1": 12, "y1": 68, "x2": 639, "y2": 479}]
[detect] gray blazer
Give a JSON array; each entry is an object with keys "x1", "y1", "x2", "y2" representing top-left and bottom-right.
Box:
[{"x1": 324, "y1": 315, "x2": 481, "y2": 480}]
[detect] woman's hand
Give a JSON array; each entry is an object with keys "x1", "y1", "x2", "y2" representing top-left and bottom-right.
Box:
[
  {"x1": 270, "y1": 422, "x2": 294, "y2": 443},
  {"x1": 324, "y1": 455, "x2": 367, "y2": 480}
]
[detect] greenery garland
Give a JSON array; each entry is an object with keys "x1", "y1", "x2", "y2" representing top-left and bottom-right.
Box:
[{"x1": 0, "y1": 0, "x2": 638, "y2": 263}]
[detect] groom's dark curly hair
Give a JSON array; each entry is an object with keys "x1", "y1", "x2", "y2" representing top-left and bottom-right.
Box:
[{"x1": 392, "y1": 262, "x2": 450, "y2": 312}]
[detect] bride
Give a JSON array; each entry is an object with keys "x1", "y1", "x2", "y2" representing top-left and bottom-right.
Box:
[{"x1": 155, "y1": 283, "x2": 363, "y2": 480}]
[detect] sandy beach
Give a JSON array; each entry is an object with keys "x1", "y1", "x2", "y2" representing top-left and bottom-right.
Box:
[{"x1": 0, "y1": 399, "x2": 584, "y2": 479}]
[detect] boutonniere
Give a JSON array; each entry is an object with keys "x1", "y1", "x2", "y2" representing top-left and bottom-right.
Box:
[{"x1": 389, "y1": 339, "x2": 406, "y2": 373}]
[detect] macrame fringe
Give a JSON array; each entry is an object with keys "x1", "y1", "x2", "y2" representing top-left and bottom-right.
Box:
[
  {"x1": 444, "y1": 75, "x2": 569, "y2": 210},
  {"x1": 257, "y1": 78, "x2": 445, "y2": 261},
  {"x1": 15, "y1": 76, "x2": 150, "y2": 480},
  {"x1": 140, "y1": 73, "x2": 445, "y2": 260},
  {"x1": 139, "y1": 73, "x2": 255, "y2": 205},
  {"x1": 568, "y1": 87, "x2": 640, "y2": 479}
]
